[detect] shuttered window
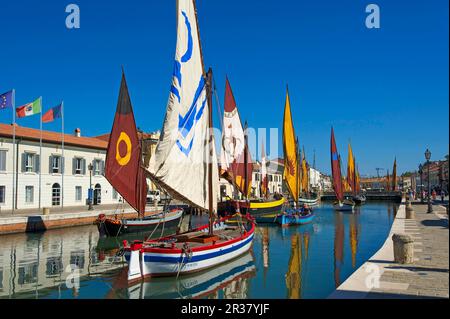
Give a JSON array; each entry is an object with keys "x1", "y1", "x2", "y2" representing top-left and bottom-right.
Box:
[{"x1": 0, "y1": 150, "x2": 6, "y2": 172}]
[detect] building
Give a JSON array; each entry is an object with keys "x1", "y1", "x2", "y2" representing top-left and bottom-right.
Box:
[{"x1": 0, "y1": 123, "x2": 123, "y2": 211}]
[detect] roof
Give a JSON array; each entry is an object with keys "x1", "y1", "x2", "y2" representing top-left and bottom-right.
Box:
[{"x1": 0, "y1": 123, "x2": 108, "y2": 150}]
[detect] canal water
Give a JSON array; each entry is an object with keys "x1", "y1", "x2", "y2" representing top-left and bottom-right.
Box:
[{"x1": 0, "y1": 202, "x2": 398, "y2": 299}]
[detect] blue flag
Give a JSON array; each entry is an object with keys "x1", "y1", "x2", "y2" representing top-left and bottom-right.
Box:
[{"x1": 0, "y1": 90, "x2": 13, "y2": 110}]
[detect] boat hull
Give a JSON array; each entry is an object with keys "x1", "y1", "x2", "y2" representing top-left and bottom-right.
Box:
[
  {"x1": 96, "y1": 209, "x2": 183, "y2": 237},
  {"x1": 218, "y1": 198, "x2": 285, "y2": 217},
  {"x1": 276, "y1": 212, "x2": 315, "y2": 226},
  {"x1": 124, "y1": 217, "x2": 255, "y2": 281},
  {"x1": 352, "y1": 195, "x2": 366, "y2": 205},
  {"x1": 333, "y1": 201, "x2": 355, "y2": 211}
]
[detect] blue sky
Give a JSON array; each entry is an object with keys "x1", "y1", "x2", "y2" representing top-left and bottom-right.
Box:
[{"x1": 0, "y1": 0, "x2": 448, "y2": 176}]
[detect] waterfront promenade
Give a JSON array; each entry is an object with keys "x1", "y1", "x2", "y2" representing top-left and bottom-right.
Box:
[
  {"x1": 329, "y1": 200, "x2": 449, "y2": 299},
  {"x1": 0, "y1": 203, "x2": 164, "y2": 235}
]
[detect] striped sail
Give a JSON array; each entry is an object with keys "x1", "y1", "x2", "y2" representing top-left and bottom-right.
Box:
[{"x1": 147, "y1": 0, "x2": 218, "y2": 212}]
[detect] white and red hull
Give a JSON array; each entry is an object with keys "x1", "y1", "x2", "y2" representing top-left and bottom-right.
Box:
[{"x1": 123, "y1": 217, "x2": 255, "y2": 282}]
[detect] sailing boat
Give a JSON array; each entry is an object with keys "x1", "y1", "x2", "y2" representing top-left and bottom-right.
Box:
[
  {"x1": 330, "y1": 128, "x2": 355, "y2": 211},
  {"x1": 298, "y1": 148, "x2": 319, "y2": 206},
  {"x1": 348, "y1": 143, "x2": 365, "y2": 205},
  {"x1": 259, "y1": 89, "x2": 314, "y2": 226},
  {"x1": 217, "y1": 78, "x2": 284, "y2": 217},
  {"x1": 122, "y1": 0, "x2": 255, "y2": 281},
  {"x1": 96, "y1": 71, "x2": 183, "y2": 237}
]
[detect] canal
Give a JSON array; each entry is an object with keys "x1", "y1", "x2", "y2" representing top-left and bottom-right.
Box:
[{"x1": 0, "y1": 202, "x2": 398, "y2": 299}]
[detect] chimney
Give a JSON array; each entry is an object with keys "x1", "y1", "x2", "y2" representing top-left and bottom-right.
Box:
[{"x1": 74, "y1": 128, "x2": 81, "y2": 137}]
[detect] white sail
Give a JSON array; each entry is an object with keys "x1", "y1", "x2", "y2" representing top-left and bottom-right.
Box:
[{"x1": 147, "y1": 0, "x2": 218, "y2": 212}]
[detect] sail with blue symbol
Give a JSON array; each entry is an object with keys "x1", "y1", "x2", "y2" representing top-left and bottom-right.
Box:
[{"x1": 146, "y1": 0, "x2": 218, "y2": 212}]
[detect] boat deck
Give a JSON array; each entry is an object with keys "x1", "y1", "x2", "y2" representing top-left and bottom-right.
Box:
[{"x1": 144, "y1": 225, "x2": 246, "y2": 249}]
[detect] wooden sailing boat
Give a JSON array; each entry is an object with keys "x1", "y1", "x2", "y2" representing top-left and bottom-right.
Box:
[
  {"x1": 348, "y1": 143, "x2": 365, "y2": 205},
  {"x1": 122, "y1": 0, "x2": 255, "y2": 281},
  {"x1": 96, "y1": 71, "x2": 183, "y2": 237},
  {"x1": 266, "y1": 89, "x2": 314, "y2": 226},
  {"x1": 298, "y1": 147, "x2": 319, "y2": 205},
  {"x1": 218, "y1": 78, "x2": 284, "y2": 217},
  {"x1": 330, "y1": 128, "x2": 355, "y2": 211}
]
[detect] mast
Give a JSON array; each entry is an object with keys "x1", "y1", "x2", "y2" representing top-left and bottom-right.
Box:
[
  {"x1": 207, "y1": 68, "x2": 214, "y2": 236},
  {"x1": 244, "y1": 121, "x2": 249, "y2": 200}
]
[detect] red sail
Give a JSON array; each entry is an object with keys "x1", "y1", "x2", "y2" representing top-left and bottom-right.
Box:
[
  {"x1": 105, "y1": 71, "x2": 147, "y2": 216},
  {"x1": 330, "y1": 128, "x2": 343, "y2": 201}
]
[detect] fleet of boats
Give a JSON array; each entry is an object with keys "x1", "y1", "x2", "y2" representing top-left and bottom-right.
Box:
[{"x1": 98, "y1": 0, "x2": 368, "y2": 284}]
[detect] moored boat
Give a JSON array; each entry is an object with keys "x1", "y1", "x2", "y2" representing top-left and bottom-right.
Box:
[
  {"x1": 123, "y1": 214, "x2": 255, "y2": 280},
  {"x1": 122, "y1": 0, "x2": 255, "y2": 282},
  {"x1": 352, "y1": 194, "x2": 366, "y2": 205},
  {"x1": 333, "y1": 199, "x2": 355, "y2": 211},
  {"x1": 96, "y1": 209, "x2": 183, "y2": 237},
  {"x1": 298, "y1": 193, "x2": 319, "y2": 206},
  {"x1": 218, "y1": 197, "x2": 285, "y2": 217}
]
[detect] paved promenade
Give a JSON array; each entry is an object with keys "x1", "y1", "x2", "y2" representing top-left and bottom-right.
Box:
[{"x1": 329, "y1": 200, "x2": 449, "y2": 299}]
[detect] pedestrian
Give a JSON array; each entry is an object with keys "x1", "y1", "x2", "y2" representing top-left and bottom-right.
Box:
[
  {"x1": 432, "y1": 189, "x2": 437, "y2": 200},
  {"x1": 441, "y1": 189, "x2": 445, "y2": 203}
]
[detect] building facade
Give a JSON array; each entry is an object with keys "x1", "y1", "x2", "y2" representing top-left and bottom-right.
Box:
[{"x1": 0, "y1": 124, "x2": 122, "y2": 211}]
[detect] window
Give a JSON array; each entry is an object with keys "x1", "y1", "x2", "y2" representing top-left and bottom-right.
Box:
[
  {"x1": 93, "y1": 159, "x2": 104, "y2": 176},
  {"x1": 112, "y1": 188, "x2": 118, "y2": 200},
  {"x1": 0, "y1": 150, "x2": 6, "y2": 172},
  {"x1": 25, "y1": 153, "x2": 34, "y2": 172},
  {"x1": 52, "y1": 183, "x2": 61, "y2": 206},
  {"x1": 51, "y1": 156, "x2": 61, "y2": 174},
  {"x1": 25, "y1": 186, "x2": 34, "y2": 204},
  {"x1": 73, "y1": 158, "x2": 85, "y2": 175},
  {"x1": 75, "y1": 186, "x2": 82, "y2": 202},
  {"x1": 0, "y1": 186, "x2": 5, "y2": 204}
]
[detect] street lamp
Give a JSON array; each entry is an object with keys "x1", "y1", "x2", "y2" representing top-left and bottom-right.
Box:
[
  {"x1": 418, "y1": 163, "x2": 423, "y2": 203},
  {"x1": 88, "y1": 163, "x2": 94, "y2": 210},
  {"x1": 425, "y1": 149, "x2": 432, "y2": 213}
]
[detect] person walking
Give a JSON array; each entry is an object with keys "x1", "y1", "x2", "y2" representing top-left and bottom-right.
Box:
[
  {"x1": 441, "y1": 189, "x2": 445, "y2": 203},
  {"x1": 432, "y1": 189, "x2": 437, "y2": 200}
]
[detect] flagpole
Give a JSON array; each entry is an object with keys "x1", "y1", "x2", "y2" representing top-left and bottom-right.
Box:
[
  {"x1": 39, "y1": 96, "x2": 42, "y2": 210},
  {"x1": 12, "y1": 89, "x2": 16, "y2": 213},
  {"x1": 61, "y1": 101, "x2": 64, "y2": 211}
]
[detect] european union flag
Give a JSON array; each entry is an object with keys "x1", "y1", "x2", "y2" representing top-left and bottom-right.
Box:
[{"x1": 0, "y1": 90, "x2": 13, "y2": 110}]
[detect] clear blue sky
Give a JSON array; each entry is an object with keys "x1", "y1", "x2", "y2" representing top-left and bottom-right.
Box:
[{"x1": 0, "y1": 0, "x2": 448, "y2": 176}]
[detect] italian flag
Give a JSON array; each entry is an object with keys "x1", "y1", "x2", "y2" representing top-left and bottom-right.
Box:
[{"x1": 16, "y1": 97, "x2": 42, "y2": 118}]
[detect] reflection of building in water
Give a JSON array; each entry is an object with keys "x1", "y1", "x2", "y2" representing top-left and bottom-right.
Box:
[
  {"x1": 0, "y1": 226, "x2": 124, "y2": 298},
  {"x1": 285, "y1": 234, "x2": 302, "y2": 299},
  {"x1": 349, "y1": 214, "x2": 360, "y2": 269},
  {"x1": 334, "y1": 213, "x2": 344, "y2": 288}
]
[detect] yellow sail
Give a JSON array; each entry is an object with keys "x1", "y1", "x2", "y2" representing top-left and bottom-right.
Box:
[
  {"x1": 347, "y1": 143, "x2": 355, "y2": 192},
  {"x1": 301, "y1": 153, "x2": 308, "y2": 194},
  {"x1": 283, "y1": 89, "x2": 299, "y2": 202}
]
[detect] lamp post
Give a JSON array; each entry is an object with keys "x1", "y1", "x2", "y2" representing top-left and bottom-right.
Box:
[
  {"x1": 425, "y1": 149, "x2": 432, "y2": 213},
  {"x1": 88, "y1": 163, "x2": 94, "y2": 210},
  {"x1": 418, "y1": 164, "x2": 423, "y2": 203}
]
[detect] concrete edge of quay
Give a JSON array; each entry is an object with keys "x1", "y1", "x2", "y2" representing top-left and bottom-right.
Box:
[
  {"x1": 328, "y1": 198, "x2": 408, "y2": 299},
  {"x1": 0, "y1": 206, "x2": 164, "y2": 235}
]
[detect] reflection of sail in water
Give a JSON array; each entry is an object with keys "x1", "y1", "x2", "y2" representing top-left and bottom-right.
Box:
[
  {"x1": 349, "y1": 214, "x2": 359, "y2": 269},
  {"x1": 125, "y1": 252, "x2": 255, "y2": 299},
  {"x1": 303, "y1": 232, "x2": 310, "y2": 260},
  {"x1": 262, "y1": 227, "x2": 270, "y2": 286},
  {"x1": 285, "y1": 234, "x2": 302, "y2": 299},
  {"x1": 334, "y1": 213, "x2": 344, "y2": 288}
]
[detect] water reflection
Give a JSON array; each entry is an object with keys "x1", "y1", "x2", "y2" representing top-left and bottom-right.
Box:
[
  {"x1": 0, "y1": 227, "x2": 124, "y2": 299},
  {"x1": 0, "y1": 202, "x2": 399, "y2": 299},
  {"x1": 113, "y1": 252, "x2": 256, "y2": 299}
]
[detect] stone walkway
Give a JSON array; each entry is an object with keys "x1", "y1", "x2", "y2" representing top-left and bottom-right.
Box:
[{"x1": 329, "y1": 200, "x2": 449, "y2": 299}]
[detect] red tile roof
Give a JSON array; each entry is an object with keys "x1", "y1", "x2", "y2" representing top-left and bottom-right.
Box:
[{"x1": 0, "y1": 124, "x2": 108, "y2": 150}]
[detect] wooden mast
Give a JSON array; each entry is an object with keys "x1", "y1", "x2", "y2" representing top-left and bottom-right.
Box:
[{"x1": 207, "y1": 68, "x2": 214, "y2": 236}]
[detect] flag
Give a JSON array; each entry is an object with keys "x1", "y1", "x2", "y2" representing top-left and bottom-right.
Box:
[
  {"x1": 42, "y1": 103, "x2": 62, "y2": 123},
  {"x1": 283, "y1": 88, "x2": 299, "y2": 202},
  {"x1": 16, "y1": 97, "x2": 41, "y2": 118},
  {"x1": 104, "y1": 71, "x2": 147, "y2": 216},
  {"x1": 0, "y1": 90, "x2": 13, "y2": 110}
]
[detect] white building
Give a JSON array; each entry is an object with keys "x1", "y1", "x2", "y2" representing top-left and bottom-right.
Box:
[{"x1": 0, "y1": 124, "x2": 122, "y2": 211}]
